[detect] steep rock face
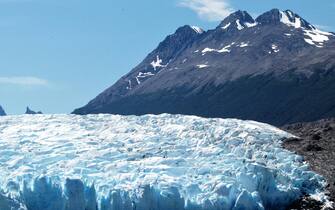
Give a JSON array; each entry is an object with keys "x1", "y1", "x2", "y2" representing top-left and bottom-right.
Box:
[
  {"x1": 0, "y1": 105, "x2": 6, "y2": 116},
  {"x1": 73, "y1": 9, "x2": 335, "y2": 126}
]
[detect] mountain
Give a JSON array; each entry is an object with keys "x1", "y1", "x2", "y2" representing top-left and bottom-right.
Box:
[
  {"x1": 73, "y1": 9, "x2": 335, "y2": 126},
  {"x1": 0, "y1": 105, "x2": 6, "y2": 116},
  {"x1": 25, "y1": 106, "x2": 43, "y2": 115}
]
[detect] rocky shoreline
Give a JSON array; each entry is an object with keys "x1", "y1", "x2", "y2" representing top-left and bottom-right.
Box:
[{"x1": 282, "y1": 119, "x2": 335, "y2": 209}]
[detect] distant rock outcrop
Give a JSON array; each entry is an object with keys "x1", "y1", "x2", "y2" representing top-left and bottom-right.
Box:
[
  {"x1": 25, "y1": 107, "x2": 43, "y2": 115},
  {"x1": 0, "y1": 105, "x2": 6, "y2": 116}
]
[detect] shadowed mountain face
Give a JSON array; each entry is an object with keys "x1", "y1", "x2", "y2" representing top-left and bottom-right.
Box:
[
  {"x1": 73, "y1": 9, "x2": 335, "y2": 126},
  {"x1": 0, "y1": 105, "x2": 6, "y2": 116}
]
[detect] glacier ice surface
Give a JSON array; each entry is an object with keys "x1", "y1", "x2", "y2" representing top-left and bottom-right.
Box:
[{"x1": 0, "y1": 114, "x2": 328, "y2": 210}]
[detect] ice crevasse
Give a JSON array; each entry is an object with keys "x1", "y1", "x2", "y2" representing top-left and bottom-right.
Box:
[{"x1": 0, "y1": 114, "x2": 329, "y2": 210}]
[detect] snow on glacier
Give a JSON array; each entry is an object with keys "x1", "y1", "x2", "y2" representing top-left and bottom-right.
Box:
[{"x1": 0, "y1": 114, "x2": 328, "y2": 210}]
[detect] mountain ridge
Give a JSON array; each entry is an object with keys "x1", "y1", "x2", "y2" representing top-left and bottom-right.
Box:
[{"x1": 73, "y1": 9, "x2": 335, "y2": 126}]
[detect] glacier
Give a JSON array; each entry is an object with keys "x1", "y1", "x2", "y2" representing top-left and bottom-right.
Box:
[{"x1": 0, "y1": 114, "x2": 329, "y2": 210}]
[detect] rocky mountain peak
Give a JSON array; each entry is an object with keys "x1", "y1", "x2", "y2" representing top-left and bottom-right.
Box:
[
  {"x1": 153, "y1": 25, "x2": 202, "y2": 57},
  {"x1": 174, "y1": 25, "x2": 200, "y2": 36},
  {"x1": 256, "y1": 9, "x2": 314, "y2": 30},
  {"x1": 218, "y1": 10, "x2": 256, "y2": 31},
  {"x1": 255, "y1": 8, "x2": 281, "y2": 24}
]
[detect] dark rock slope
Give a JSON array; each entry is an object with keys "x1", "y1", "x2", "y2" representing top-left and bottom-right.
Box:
[
  {"x1": 282, "y1": 118, "x2": 335, "y2": 202},
  {"x1": 73, "y1": 9, "x2": 335, "y2": 126},
  {"x1": 0, "y1": 105, "x2": 6, "y2": 116}
]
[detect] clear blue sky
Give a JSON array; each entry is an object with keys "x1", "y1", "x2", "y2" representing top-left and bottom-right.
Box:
[{"x1": 0, "y1": 0, "x2": 334, "y2": 114}]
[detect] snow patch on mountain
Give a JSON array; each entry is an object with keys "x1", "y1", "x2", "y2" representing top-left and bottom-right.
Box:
[
  {"x1": 201, "y1": 43, "x2": 233, "y2": 55},
  {"x1": 218, "y1": 44, "x2": 232, "y2": 53},
  {"x1": 201, "y1": 48, "x2": 216, "y2": 54},
  {"x1": 197, "y1": 64, "x2": 209, "y2": 69},
  {"x1": 222, "y1": 22, "x2": 231, "y2": 30},
  {"x1": 135, "y1": 72, "x2": 155, "y2": 85},
  {"x1": 236, "y1": 20, "x2": 257, "y2": 30},
  {"x1": 150, "y1": 55, "x2": 166, "y2": 71},
  {"x1": 245, "y1": 22, "x2": 258, "y2": 28},
  {"x1": 135, "y1": 77, "x2": 140, "y2": 85},
  {"x1": 239, "y1": 42, "x2": 249, "y2": 48},
  {"x1": 304, "y1": 28, "x2": 334, "y2": 48},
  {"x1": 0, "y1": 114, "x2": 330, "y2": 210},
  {"x1": 272, "y1": 44, "x2": 280, "y2": 53},
  {"x1": 236, "y1": 20, "x2": 244, "y2": 30},
  {"x1": 126, "y1": 80, "x2": 132, "y2": 90},
  {"x1": 138, "y1": 72, "x2": 155, "y2": 78}
]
